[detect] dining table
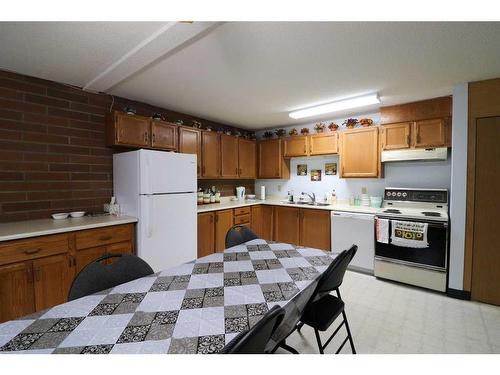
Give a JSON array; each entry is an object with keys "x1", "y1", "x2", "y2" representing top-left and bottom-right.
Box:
[{"x1": 0, "y1": 239, "x2": 338, "y2": 354}]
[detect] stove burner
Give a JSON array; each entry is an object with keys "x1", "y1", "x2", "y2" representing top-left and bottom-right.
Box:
[
  {"x1": 421, "y1": 211, "x2": 441, "y2": 217},
  {"x1": 383, "y1": 209, "x2": 401, "y2": 214}
]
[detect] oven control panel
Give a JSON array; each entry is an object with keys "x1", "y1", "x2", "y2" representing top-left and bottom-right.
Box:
[{"x1": 384, "y1": 189, "x2": 448, "y2": 204}]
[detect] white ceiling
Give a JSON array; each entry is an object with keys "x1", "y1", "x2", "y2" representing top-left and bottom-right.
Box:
[{"x1": 1, "y1": 22, "x2": 500, "y2": 129}]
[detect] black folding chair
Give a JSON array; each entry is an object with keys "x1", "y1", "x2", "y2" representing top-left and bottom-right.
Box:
[
  {"x1": 296, "y1": 245, "x2": 358, "y2": 354},
  {"x1": 221, "y1": 305, "x2": 286, "y2": 354},
  {"x1": 225, "y1": 225, "x2": 259, "y2": 248},
  {"x1": 67, "y1": 253, "x2": 154, "y2": 301}
]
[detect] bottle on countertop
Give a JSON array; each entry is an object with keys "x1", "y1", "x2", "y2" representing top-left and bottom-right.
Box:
[
  {"x1": 287, "y1": 190, "x2": 294, "y2": 203},
  {"x1": 197, "y1": 189, "x2": 204, "y2": 205},
  {"x1": 331, "y1": 189, "x2": 337, "y2": 204},
  {"x1": 203, "y1": 189, "x2": 211, "y2": 204},
  {"x1": 215, "y1": 190, "x2": 221, "y2": 203}
]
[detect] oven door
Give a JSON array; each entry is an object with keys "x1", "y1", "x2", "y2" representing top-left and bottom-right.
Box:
[{"x1": 375, "y1": 216, "x2": 448, "y2": 271}]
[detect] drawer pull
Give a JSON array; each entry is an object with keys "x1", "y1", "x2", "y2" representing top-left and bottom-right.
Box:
[
  {"x1": 24, "y1": 248, "x2": 41, "y2": 255},
  {"x1": 99, "y1": 235, "x2": 113, "y2": 241}
]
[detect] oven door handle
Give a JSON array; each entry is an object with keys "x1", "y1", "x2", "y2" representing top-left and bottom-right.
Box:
[{"x1": 376, "y1": 216, "x2": 447, "y2": 228}]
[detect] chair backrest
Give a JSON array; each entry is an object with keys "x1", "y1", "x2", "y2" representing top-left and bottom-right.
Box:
[
  {"x1": 225, "y1": 225, "x2": 259, "y2": 248},
  {"x1": 316, "y1": 245, "x2": 358, "y2": 295},
  {"x1": 68, "y1": 253, "x2": 154, "y2": 301},
  {"x1": 221, "y1": 305, "x2": 285, "y2": 354}
]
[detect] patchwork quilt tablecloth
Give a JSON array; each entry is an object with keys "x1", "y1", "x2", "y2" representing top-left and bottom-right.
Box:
[{"x1": 0, "y1": 239, "x2": 337, "y2": 354}]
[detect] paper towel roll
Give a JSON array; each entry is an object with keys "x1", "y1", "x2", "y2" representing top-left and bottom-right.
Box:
[{"x1": 260, "y1": 186, "x2": 266, "y2": 200}]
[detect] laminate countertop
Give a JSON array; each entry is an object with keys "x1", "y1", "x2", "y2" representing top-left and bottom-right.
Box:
[
  {"x1": 197, "y1": 198, "x2": 381, "y2": 215},
  {"x1": 0, "y1": 215, "x2": 138, "y2": 242}
]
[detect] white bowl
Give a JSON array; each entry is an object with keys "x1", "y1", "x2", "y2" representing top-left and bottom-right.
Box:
[
  {"x1": 52, "y1": 213, "x2": 69, "y2": 220},
  {"x1": 246, "y1": 194, "x2": 256, "y2": 199},
  {"x1": 70, "y1": 211, "x2": 86, "y2": 218}
]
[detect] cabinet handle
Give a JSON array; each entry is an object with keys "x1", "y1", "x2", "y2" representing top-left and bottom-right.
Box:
[
  {"x1": 209, "y1": 215, "x2": 213, "y2": 223},
  {"x1": 407, "y1": 134, "x2": 410, "y2": 145},
  {"x1": 99, "y1": 235, "x2": 112, "y2": 241},
  {"x1": 34, "y1": 268, "x2": 41, "y2": 282},
  {"x1": 215, "y1": 215, "x2": 219, "y2": 223},
  {"x1": 73, "y1": 257, "x2": 77, "y2": 267},
  {"x1": 23, "y1": 248, "x2": 41, "y2": 255},
  {"x1": 202, "y1": 166, "x2": 206, "y2": 175},
  {"x1": 68, "y1": 257, "x2": 72, "y2": 267},
  {"x1": 26, "y1": 266, "x2": 34, "y2": 284},
  {"x1": 235, "y1": 167, "x2": 238, "y2": 175},
  {"x1": 153, "y1": 133, "x2": 156, "y2": 143},
  {"x1": 144, "y1": 132, "x2": 149, "y2": 143}
]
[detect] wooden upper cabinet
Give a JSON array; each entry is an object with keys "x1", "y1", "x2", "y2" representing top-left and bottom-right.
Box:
[
  {"x1": 283, "y1": 136, "x2": 309, "y2": 157},
  {"x1": 413, "y1": 119, "x2": 447, "y2": 148},
  {"x1": 0, "y1": 261, "x2": 35, "y2": 323},
  {"x1": 238, "y1": 138, "x2": 256, "y2": 178},
  {"x1": 380, "y1": 122, "x2": 412, "y2": 150},
  {"x1": 215, "y1": 210, "x2": 233, "y2": 252},
  {"x1": 198, "y1": 212, "x2": 215, "y2": 258},
  {"x1": 33, "y1": 254, "x2": 71, "y2": 312},
  {"x1": 309, "y1": 133, "x2": 338, "y2": 155},
  {"x1": 299, "y1": 209, "x2": 331, "y2": 251},
  {"x1": 178, "y1": 126, "x2": 202, "y2": 176},
  {"x1": 258, "y1": 139, "x2": 290, "y2": 179},
  {"x1": 201, "y1": 131, "x2": 220, "y2": 178},
  {"x1": 151, "y1": 120, "x2": 177, "y2": 150},
  {"x1": 340, "y1": 127, "x2": 380, "y2": 178},
  {"x1": 108, "y1": 112, "x2": 150, "y2": 147},
  {"x1": 220, "y1": 134, "x2": 239, "y2": 178},
  {"x1": 273, "y1": 206, "x2": 300, "y2": 245}
]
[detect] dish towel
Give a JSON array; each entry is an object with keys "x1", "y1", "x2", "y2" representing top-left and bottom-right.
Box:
[
  {"x1": 391, "y1": 220, "x2": 429, "y2": 248},
  {"x1": 376, "y1": 218, "x2": 389, "y2": 244}
]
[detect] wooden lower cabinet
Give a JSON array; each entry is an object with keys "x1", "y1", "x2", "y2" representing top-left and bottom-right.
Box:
[
  {"x1": 33, "y1": 254, "x2": 72, "y2": 311},
  {"x1": 273, "y1": 206, "x2": 300, "y2": 244},
  {"x1": 0, "y1": 261, "x2": 35, "y2": 323},
  {"x1": 300, "y1": 209, "x2": 331, "y2": 251},
  {"x1": 251, "y1": 205, "x2": 274, "y2": 240},
  {"x1": 215, "y1": 210, "x2": 233, "y2": 252},
  {"x1": 197, "y1": 212, "x2": 215, "y2": 258},
  {"x1": 0, "y1": 223, "x2": 135, "y2": 323}
]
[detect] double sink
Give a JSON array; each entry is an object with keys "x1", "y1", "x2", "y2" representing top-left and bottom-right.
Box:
[{"x1": 281, "y1": 201, "x2": 331, "y2": 207}]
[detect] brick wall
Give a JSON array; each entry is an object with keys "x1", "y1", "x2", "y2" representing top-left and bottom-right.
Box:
[
  {"x1": 197, "y1": 179, "x2": 255, "y2": 197},
  {"x1": 0, "y1": 69, "x2": 249, "y2": 222}
]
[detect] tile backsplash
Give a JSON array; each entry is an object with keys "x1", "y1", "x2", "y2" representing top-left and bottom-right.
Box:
[{"x1": 198, "y1": 179, "x2": 255, "y2": 197}]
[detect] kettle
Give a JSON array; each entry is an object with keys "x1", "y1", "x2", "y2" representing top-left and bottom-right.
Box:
[{"x1": 236, "y1": 186, "x2": 246, "y2": 201}]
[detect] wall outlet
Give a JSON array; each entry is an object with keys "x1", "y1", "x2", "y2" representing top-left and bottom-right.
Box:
[{"x1": 277, "y1": 184, "x2": 282, "y2": 192}]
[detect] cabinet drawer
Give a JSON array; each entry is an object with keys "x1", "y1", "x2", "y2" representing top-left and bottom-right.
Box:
[
  {"x1": 75, "y1": 224, "x2": 133, "y2": 250},
  {"x1": 0, "y1": 234, "x2": 69, "y2": 266},
  {"x1": 234, "y1": 207, "x2": 251, "y2": 216},
  {"x1": 234, "y1": 214, "x2": 251, "y2": 225},
  {"x1": 107, "y1": 241, "x2": 133, "y2": 255}
]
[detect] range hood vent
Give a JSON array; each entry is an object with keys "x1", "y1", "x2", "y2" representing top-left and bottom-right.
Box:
[{"x1": 381, "y1": 147, "x2": 448, "y2": 162}]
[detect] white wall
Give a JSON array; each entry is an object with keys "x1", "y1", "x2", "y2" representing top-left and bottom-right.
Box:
[
  {"x1": 448, "y1": 83, "x2": 468, "y2": 291},
  {"x1": 256, "y1": 154, "x2": 451, "y2": 201}
]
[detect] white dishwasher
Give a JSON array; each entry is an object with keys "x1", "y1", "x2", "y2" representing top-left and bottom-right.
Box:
[{"x1": 331, "y1": 211, "x2": 375, "y2": 274}]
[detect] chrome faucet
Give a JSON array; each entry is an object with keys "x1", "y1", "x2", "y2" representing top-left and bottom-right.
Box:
[{"x1": 301, "y1": 192, "x2": 316, "y2": 204}]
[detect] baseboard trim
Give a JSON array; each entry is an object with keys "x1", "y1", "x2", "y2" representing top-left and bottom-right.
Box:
[{"x1": 447, "y1": 288, "x2": 471, "y2": 300}]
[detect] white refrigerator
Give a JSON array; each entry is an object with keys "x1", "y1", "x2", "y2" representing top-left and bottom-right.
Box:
[{"x1": 113, "y1": 149, "x2": 197, "y2": 272}]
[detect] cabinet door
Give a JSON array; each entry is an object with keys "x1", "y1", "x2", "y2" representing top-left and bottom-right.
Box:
[
  {"x1": 221, "y1": 134, "x2": 239, "y2": 178},
  {"x1": 309, "y1": 133, "x2": 338, "y2": 155},
  {"x1": 198, "y1": 213, "x2": 215, "y2": 258},
  {"x1": 115, "y1": 113, "x2": 150, "y2": 147},
  {"x1": 413, "y1": 119, "x2": 446, "y2": 148},
  {"x1": 380, "y1": 122, "x2": 411, "y2": 150},
  {"x1": 261, "y1": 206, "x2": 274, "y2": 241},
  {"x1": 284, "y1": 136, "x2": 309, "y2": 157},
  {"x1": 215, "y1": 210, "x2": 234, "y2": 252},
  {"x1": 75, "y1": 246, "x2": 107, "y2": 274},
  {"x1": 258, "y1": 139, "x2": 287, "y2": 179},
  {"x1": 250, "y1": 205, "x2": 262, "y2": 237},
  {"x1": 33, "y1": 254, "x2": 72, "y2": 311},
  {"x1": 179, "y1": 127, "x2": 202, "y2": 177},
  {"x1": 0, "y1": 261, "x2": 35, "y2": 323},
  {"x1": 238, "y1": 138, "x2": 256, "y2": 178},
  {"x1": 201, "y1": 132, "x2": 220, "y2": 178},
  {"x1": 340, "y1": 127, "x2": 380, "y2": 178},
  {"x1": 300, "y1": 209, "x2": 331, "y2": 251},
  {"x1": 273, "y1": 206, "x2": 300, "y2": 245},
  {"x1": 151, "y1": 121, "x2": 177, "y2": 150}
]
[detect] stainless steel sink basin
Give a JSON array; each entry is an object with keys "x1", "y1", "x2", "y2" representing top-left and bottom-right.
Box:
[
  {"x1": 280, "y1": 201, "x2": 330, "y2": 207},
  {"x1": 308, "y1": 202, "x2": 331, "y2": 206}
]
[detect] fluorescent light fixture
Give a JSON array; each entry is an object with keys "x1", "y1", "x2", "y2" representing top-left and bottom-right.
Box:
[{"x1": 289, "y1": 94, "x2": 380, "y2": 119}]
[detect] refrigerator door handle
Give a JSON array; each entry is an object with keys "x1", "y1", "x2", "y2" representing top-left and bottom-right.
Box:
[{"x1": 144, "y1": 195, "x2": 153, "y2": 238}]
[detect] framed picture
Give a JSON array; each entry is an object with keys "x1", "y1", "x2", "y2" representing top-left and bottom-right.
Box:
[
  {"x1": 297, "y1": 164, "x2": 307, "y2": 176},
  {"x1": 310, "y1": 169, "x2": 322, "y2": 181},
  {"x1": 325, "y1": 162, "x2": 337, "y2": 175}
]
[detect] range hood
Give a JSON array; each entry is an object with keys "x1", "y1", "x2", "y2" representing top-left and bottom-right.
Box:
[{"x1": 381, "y1": 147, "x2": 448, "y2": 162}]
